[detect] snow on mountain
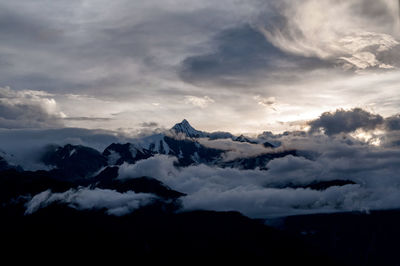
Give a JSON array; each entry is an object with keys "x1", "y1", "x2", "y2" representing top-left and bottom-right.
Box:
[
  {"x1": 25, "y1": 120, "x2": 288, "y2": 176},
  {"x1": 0, "y1": 150, "x2": 21, "y2": 171},
  {"x1": 235, "y1": 135, "x2": 258, "y2": 144},
  {"x1": 103, "y1": 132, "x2": 224, "y2": 167},
  {"x1": 170, "y1": 120, "x2": 263, "y2": 145},
  {"x1": 0, "y1": 154, "x2": 12, "y2": 171},
  {"x1": 171, "y1": 119, "x2": 208, "y2": 138},
  {"x1": 41, "y1": 144, "x2": 108, "y2": 179},
  {"x1": 102, "y1": 143, "x2": 153, "y2": 165}
]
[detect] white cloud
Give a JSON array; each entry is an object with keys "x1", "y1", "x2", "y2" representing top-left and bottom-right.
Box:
[
  {"x1": 25, "y1": 187, "x2": 157, "y2": 216},
  {"x1": 0, "y1": 86, "x2": 64, "y2": 129},
  {"x1": 117, "y1": 133, "x2": 400, "y2": 218},
  {"x1": 198, "y1": 138, "x2": 272, "y2": 161},
  {"x1": 260, "y1": 0, "x2": 400, "y2": 70},
  {"x1": 184, "y1": 95, "x2": 215, "y2": 108}
]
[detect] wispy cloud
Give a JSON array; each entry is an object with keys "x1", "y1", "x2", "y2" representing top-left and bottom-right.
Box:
[{"x1": 184, "y1": 95, "x2": 215, "y2": 108}]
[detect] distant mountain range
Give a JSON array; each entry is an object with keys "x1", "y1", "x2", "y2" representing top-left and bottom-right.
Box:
[
  {"x1": 1, "y1": 119, "x2": 398, "y2": 265},
  {"x1": 0, "y1": 119, "x2": 356, "y2": 207},
  {"x1": 25, "y1": 120, "x2": 282, "y2": 179}
]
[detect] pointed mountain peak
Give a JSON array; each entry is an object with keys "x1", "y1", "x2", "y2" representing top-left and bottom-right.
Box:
[
  {"x1": 171, "y1": 119, "x2": 207, "y2": 138},
  {"x1": 173, "y1": 119, "x2": 193, "y2": 129},
  {"x1": 234, "y1": 134, "x2": 258, "y2": 144}
]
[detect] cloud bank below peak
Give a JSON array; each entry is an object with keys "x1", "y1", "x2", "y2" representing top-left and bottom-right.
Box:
[{"x1": 25, "y1": 188, "x2": 157, "y2": 216}]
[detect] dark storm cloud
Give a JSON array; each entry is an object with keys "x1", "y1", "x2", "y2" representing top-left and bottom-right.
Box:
[
  {"x1": 179, "y1": 25, "x2": 331, "y2": 87},
  {"x1": 384, "y1": 114, "x2": 400, "y2": 131},
  {"x1": 308, "y1": 108, "x2": 384, "y2": 135}
]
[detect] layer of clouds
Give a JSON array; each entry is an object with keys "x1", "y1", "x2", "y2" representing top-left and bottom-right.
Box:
[
  {"x1": 197, "y1": 138, "x2": 273, "y2": 161},
  {"x1": 385, "y1": 114, "x2": 400, "y2": 131},
  {"x1": 117, "y1": 134, "x2": 400, "y2": 218},
  {"x1": 25, "y1": 187, "x2": 156, "y2": 216},
  {"x1": 306, "y1": 108, "x2": 400, "y2": 148}
]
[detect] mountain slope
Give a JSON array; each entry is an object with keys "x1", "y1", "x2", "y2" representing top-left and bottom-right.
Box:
[
  {"x1": 41, "y1": 144, "x2": 108, "y2": 179},
  {"x1": 171, "y1": 119, "x2": 208, "y2": 138}
]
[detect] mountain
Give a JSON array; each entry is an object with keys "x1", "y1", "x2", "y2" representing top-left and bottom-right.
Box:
[
  {"x1": 171, "y1": 119, "x2": 238, "y2": 141},
  {"x1": 283, "y1": 210, "x2": 400, "y2": 266},
  {"x1": 103, "y1": 143, "x2": 153, "y2": 165},
  {"x1": 171, "y1": 120, "x2": 276, "y2": 147},
  {"x1": 171, "y1": 119, "x2": 208, "y2": 138},
  {"x1": 235, "y1": 134, "x2": 258, "y2": 144},
  {"x1": 103, "y1": 135, "x2": 224, "y2": 167},
  {"x1": 39, "y1": 120, "x2": 299, "y2": 172},
  {"x1": 41, "y1": 144, "x2": 108, "y2": 179},
  {"x1": 0, "y1": 156, "x2": 14, "y2": 171},
  {"x1": 0, "y1": 151, "x2": 22, "y2": 172},
  {"x1": 2, "y1": 120, "x2": 400, "y2": 265},
  {"x1": 0, "y1": 169, "x2": 75, "y2": 204},
  {"x1": 0, "y1": 206, "x2": 338, "y2": 265},
  {"x1": 263, "y1": 141, "x2": 275, "y2": 148}
]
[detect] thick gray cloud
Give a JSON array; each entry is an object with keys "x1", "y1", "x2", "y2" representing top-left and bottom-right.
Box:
[
  {"x1": 179, "y1": 25, "x2": 331, "y2": 87},
  {"x1": 385, "y1": 114, "x2": 400, "y2": 131},
  {"x1": 0, "y1": 87, "x2": 64, "y2": 129},
  {"x1": 308, "y1": 108, "x2": 384, "y2": 135}
]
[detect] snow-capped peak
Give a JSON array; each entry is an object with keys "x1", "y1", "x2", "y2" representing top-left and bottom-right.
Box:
[
  {"x1": 235, "y1": 135, "x2": 257, "y2": 144},
  {"x1": 171, "y1": 119, "x2": 207, "y2": 138}
]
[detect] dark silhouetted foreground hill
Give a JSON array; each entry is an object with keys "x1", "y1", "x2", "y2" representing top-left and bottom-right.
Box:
[{"x1": 0, "y1": 205, "x2": 338, "y2": 265}]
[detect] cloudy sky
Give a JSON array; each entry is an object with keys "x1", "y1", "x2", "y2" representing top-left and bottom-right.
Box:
[{"x1": 1, "y1": 0, "x2": 400, "y2": 134}]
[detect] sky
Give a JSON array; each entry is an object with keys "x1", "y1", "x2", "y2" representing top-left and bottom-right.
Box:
[
  {"x1": 3, "y1": 0, "x2": 400, "y2": 219},
  {"x1": 1, "y1": 0, "x2": 400, "y2": 134}
]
